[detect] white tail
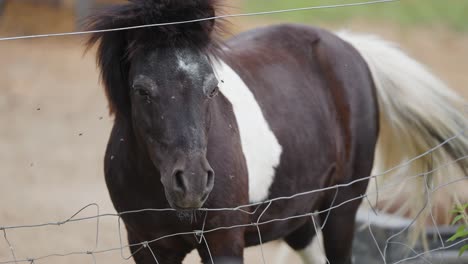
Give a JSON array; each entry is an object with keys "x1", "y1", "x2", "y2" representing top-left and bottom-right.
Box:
[{"x1": 337, "y1": 31, "x2": 468, "y2": 242}]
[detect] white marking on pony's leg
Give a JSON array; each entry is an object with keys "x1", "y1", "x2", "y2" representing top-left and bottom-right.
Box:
[
  {"x1": 275, "y1": 243, "x2": 293, "y2": 264},
  {"x1": 212, "y1": 60, "x2": 283, "y2": 203},
  {"x1": 297, "y1": 231, "x2": 326, "y2": 264}
]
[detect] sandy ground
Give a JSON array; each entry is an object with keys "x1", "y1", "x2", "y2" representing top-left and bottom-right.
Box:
[{"x1": 0, "y1": 19, "x2": 467, "y2": 264}]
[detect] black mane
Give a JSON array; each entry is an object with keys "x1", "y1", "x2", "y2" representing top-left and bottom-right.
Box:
[{"x1": 85, "y1": 0, "x2": 223, "y2": 115}]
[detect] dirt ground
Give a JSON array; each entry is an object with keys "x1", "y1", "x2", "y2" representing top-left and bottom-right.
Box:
[{"x1": 1, "y1": 18, "x2": 467, "y2": 264}]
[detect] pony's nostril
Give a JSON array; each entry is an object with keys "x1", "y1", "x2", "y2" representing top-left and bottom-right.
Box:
[
  {"x1": 201, "y1": 191, "x2": 210, "y2": 202},
  {"x1": 174, "y1": 170, "x2": 186, "y2": 193},
  {"x1": 201, "y1": 171, "x2": 214, "y2": 202},
  {"x1": 206, "y1": 170, "x2": 214, "y2": 189}
]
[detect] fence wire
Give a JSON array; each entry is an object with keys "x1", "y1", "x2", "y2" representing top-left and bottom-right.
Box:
[
  {"x1": 1, "y1": 131, "x2": 467, "y2": 263},
  {"x1": 0, "y1": 0, "x2": 399, "y2": 41}
]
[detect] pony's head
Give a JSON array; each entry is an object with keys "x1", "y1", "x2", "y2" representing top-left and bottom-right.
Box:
[{"x1": 86, "y1": 0, "x2": 223, "y2": 210}]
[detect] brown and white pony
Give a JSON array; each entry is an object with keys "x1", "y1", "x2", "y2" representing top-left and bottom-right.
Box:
[{"x1": 85, "y1": 0, "x2": 468, "y2": 263}]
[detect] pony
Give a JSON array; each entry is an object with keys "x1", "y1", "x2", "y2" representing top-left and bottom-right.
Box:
[{"x1": 85, "y1": 0, "x2": 468, "y2": 263}]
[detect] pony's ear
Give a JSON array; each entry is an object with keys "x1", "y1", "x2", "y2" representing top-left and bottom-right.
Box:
[{"x1": 85, "y1": 13, "x2": 132, "y2": 116}]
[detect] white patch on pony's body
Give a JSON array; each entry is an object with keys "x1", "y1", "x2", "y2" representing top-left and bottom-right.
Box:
[{"x1": 213, "y1": 60, "x2": 283, "y2": 203}]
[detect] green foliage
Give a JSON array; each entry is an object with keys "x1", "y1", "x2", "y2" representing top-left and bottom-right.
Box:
[
  {"x1": 448, "y1": 204, "x2": 468, "y2": 257},
  {"x1": 245, "y1": 0, "x2": 468, "y2": 31}
]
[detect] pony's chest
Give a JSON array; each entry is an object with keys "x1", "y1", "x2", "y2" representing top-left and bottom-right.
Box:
[{"x1": 214, "y1": 60, "x2": 283, "y2": 203}]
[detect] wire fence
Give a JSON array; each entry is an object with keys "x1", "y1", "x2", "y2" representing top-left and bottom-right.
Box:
[
  {"x1": 0, "y1": 0, "x2": 398, "y2": 41},
  {"x1": 1, "y1": 0, "x2": 468, "y2": 263},
  {"x1": 1, "y1": 133, "x2": 467, "y2": 263}
]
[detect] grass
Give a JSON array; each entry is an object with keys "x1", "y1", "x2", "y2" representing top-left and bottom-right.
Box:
[{"x1": 244, "y1": 0, "x2": 468, "y2": 31}]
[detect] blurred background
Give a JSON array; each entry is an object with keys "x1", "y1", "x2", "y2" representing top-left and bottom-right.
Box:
[{"x1": 0, "y1": 0, "x2": 467, "y2": 263}]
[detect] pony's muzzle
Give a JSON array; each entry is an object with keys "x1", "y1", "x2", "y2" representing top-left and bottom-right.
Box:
[{"x1": 168, "y1": 157, "x2": 214, "y2": 209}]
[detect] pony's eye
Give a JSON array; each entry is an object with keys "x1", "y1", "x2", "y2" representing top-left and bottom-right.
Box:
[
  {"x1": 208, "y1": 86, "x2": 219, "y2": 98},
  {"x1": 133, "y1": 85, "x2": 150, "y2": 97},
  {"x1": 136, "y1": 88, "x2": 149, "y2": 97}
]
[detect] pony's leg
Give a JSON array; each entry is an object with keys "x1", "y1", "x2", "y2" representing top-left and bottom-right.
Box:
[
  {"x1": 284, "y1": 217, "x2": 323, "y2": 264},
  {"x1": 318, "y1": 184, "x2": 366, "y2": 264},
  {"x1": 197, "y1": 229, "x2": 245, "y2": 264}
]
